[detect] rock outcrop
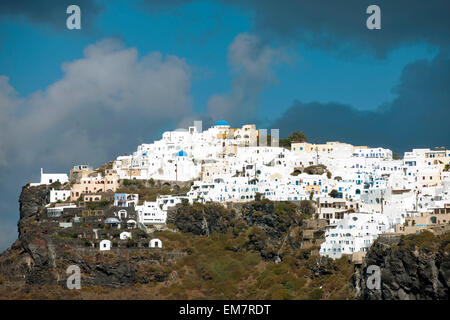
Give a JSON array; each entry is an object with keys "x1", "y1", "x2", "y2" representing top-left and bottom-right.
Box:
[
  {"x1": 167, "y1": 199, "x2": 310, "y2": 260},
  {"x1": 167, "y1": 202, "x2": 237, "y2": 235},
  {"x1": 354, "y1": 231, "x2": 450, "y2": 300}
]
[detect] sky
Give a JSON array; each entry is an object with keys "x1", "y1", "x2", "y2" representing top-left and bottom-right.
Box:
[{"x1": 0, "y1": 0, "x2": 449, "y2": 251}]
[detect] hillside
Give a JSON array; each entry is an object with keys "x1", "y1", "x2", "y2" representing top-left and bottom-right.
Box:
[{"x1": 0, "y1": 184, "x2": 355, "y2": 299}]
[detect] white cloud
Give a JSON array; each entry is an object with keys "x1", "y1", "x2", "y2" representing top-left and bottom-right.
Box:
[
  {"x1": 207, "y1": 33, "x2": 286, "y2": 124},
  {"x1": 0, "y1": 76, "x2": 20, "y2": 167},
  {"x1": 0, "y1": 38, "x2": 194, "y2": 169},
  {"x1": 0, "y1": 38, "x2": 195, "y2": 250}
]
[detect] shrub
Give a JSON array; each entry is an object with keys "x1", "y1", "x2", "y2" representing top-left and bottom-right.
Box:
[
  {"x1": 400, "y1": 230, "x2": 437, "y2": 251},
  {"x1": 280, "y1": 131, "x2": 308, "y2": 149},
  {"x1": 308, "y1": 288, "x2": 324, "y2": 300},
  {"x1": 299, "y1": 200, "x2": 315, "y2": 215}
]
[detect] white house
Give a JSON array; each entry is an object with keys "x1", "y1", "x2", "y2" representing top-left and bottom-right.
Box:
[
  {"x1": 150, "y1": 238, "x2": 162, "y2": 248},
  {"x1": 352, "y1": 147, "x2": 393, "y2": 160},
  {"x1": 114, "y1": 193, "x2": 139, "y2": 207},
  {"x1": 120, "y1": 232, "x2": 132, "y2": 240},
  {"x1": 31, "y1": 168, "x2": 69, "y2": 186},
  {"x1": 105, "y1": 217, "x2": 121, "y2": 229},
  {"x1": 136, "y1": 201, "x2": 167, "y2": 225},
  {"x1": 49, "y1": 189, "x2": 71, "y2": 203},
  {"x1": 99, "y1": 239, "x2": 111, "y2": 251}
]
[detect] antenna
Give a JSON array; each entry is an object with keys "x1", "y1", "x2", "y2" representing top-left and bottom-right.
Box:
[{"x1": 315, "y1": 138, "x2": 319, "y2": 165}]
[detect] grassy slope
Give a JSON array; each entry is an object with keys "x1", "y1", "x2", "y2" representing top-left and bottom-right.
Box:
[{"x1": 0, "y1": 229, "x2": 355, "y2": 300}]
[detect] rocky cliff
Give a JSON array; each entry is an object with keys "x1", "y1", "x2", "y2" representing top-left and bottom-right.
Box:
[
  {"x1": 167, "y1": 199, "x2": 306, "y2": 260},
  {"x1": 354, "y1": 231, "x2": 450, "y2": 300},
  {"x1": 0, "y1": 185, "x2": 356, "y2": 299},
  {"x1": 0, "y1": 185, "x2": 176, "y2": 289}
]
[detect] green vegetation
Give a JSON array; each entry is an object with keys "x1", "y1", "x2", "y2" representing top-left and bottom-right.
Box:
[
  {"x1": 254, "y1": 192, "x2": 263, "y2": 201},
  {"x1": 303, "y1": 164, "x2": 328, "y2": 175},
  {"x1": 153, "y1": 229, "x2": 354, "y2": 300},
  {"x1": 329, "y1": 189, "x2": 339, "y2": 198},
  {"x1": 280, "y1": 131, "x2": 308, "y2": 149},
  {"x1": 3, "y1": 194, "x2": 356, "y2": 300},
  {"x1": 52, "y1": 232, "x2": 77, "y2": 240},
  {"x1": 393, "y1": 152, "x2": 402, "y2": 160},
  {"x1": 153, "y1": 199, "x2": 353, "y2": 299},
  {"x1": 121, "y1": 178, "x2": 143, "y2": 187},
  {"x1": 298, "y1": 200, "x2": 316, "y2": 216},
  {"x1": 126, "y1": 238, "x2": 137, "y2": 247},
  {"x1": 81, "y1": 238, "x2": 92, "y2": 247},
  {"x1": 85, "y1": 199, "x2": 111, "y2": 210},
  {"x1": 399, "y1": 230, "x2": 450, "y2": 253},
  {"x1": 95, "y1": 161, "x2": 113, "y2": 174}
]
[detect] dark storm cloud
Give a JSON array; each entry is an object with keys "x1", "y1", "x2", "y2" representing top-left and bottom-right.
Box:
[
  {"x1": 143, "y1": 0, "x2": 450, "y2": 56},
  {"x1": 232, "y1": 0, "x2": 450, "y2": 55},
  {"x1": 272, "y1": 53, "x2": 450, "y2": 152},
  {"x1": 141, "y1": 0, "x2": 193, "y2": 11},
  {"x1": 0, "y1": 0, "x2": 104, "y2": 30}
]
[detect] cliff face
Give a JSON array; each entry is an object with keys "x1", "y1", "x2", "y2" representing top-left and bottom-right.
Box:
[
  {"x1": 354, "y1": 231, "x2": 450, "y2": 300},
  {"x1": 0, "y1": 185, "x2": 52, "y2": 285},
  {"x1": 1, "y1": 186, "x2": 356, "y2": 300},
  {"x1": 167, "y1": 199, "x2": 304, "y2": 260}
]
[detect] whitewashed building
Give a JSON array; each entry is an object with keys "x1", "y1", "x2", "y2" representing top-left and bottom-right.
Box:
[
  {"x1": 136, "y1": 201, "x2": 167, "y2": 225},
  {"x1": 31, "y1": 168, "x2": 69, "y2": 186},
  {"x1": 49, "y1": 189, "x2": 71, "y2": 203},
  {"x1": 320, "y1": 212, "x2": 389, "y2": 259}
]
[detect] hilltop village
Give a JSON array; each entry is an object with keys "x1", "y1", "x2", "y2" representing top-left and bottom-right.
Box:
[{"x1": 31, "y1": 120, "x2": 450, "y2": 262}]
